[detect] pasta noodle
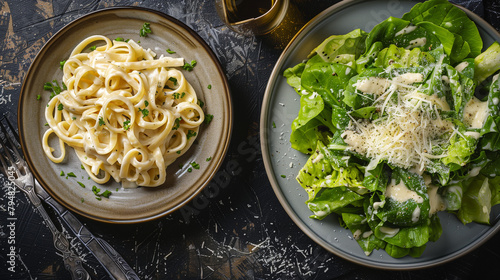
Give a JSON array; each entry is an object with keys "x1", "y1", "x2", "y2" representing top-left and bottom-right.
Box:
[{"x1": 42, "y1": 35, "x2": 204, "y2": 188}]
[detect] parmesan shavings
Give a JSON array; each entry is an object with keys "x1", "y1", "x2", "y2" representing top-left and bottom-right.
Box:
[{"x1": 343, "y1": 74, "x2": 454, "y2": 171}]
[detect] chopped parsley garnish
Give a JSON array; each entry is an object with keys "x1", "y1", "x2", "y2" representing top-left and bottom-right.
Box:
[
  {"x1": 90, "y1": 45, "x2": 97, "y2": 51},
  {"x1": 144, "y1": 100, "x2": 149, "y2": 107},
  {"x1": 57, "y1": 103, "x2": 64, "y2": 111},
  {"x1": 207, "y1": 84, "x2": 212, "y2": 89},
  {"x1": 176, "y1": 151, "x2": 181, "y2": 154},
  {"x1": 166, "y1": 48, "x2": 176, "y2": 54},
  {"x1": 123, "y1": 119, "x2": 131, "y2": 130},
  {"x1": 206, "y1": 157, "x2": 212, "y2": 162},
  {"x1": 43, "y1": 83, "x2": 52, "y2": 91},
  {"x1": 182, "y1": 60, "x2": 197, "y2": 71},
  {"x1": 173, "y1": 92, "x2": 186, "y2": 99},
  {"x1": 190, "y1": 162, "x2": 200, "y2": 169},
  {"x1": 204, "y1": 114, "x2": 214, "y2": 124},
  {"x1": 59, "y1": 60, "x2": 66, "y2": 70},
  {"x1": 98, "y1": 117, "x2": 105, "y2": 126},
  {"x1": 140, "y1": 22, "x2": 152, "y2": 37},
  {"x1": 281, "y1": 175, "x2": 286, "y2": 178},
  {"x1": 36, "y1": 95, "x2": 41, "y2": 100},
  {"x1": 168, "y1": 77, "x2": 178, "y2": 85},
  {"x1": 62, "y1": 82, "x2": 67, "y2": 90},
  {"x1": 60, "y1": 171, "x2": 65, "y2": 176},
  {"x1": 67, "y1": 172, "x2": 76, "y2": 178},
  {"x1": 187, "y1": 130, "x2": 197, "y2": 139},
  {"x1": 43, "y1": 80, "x2": 63, "y2": 99},
  {"x1": 77, "y1": 181, "x2": 86, "y2": 188},
  {"x1": 115, "y1": 37, "x2": 125, "y2": 41},
  {"x1": 138, "y1": 107, "x2": 149, "y2": 118},
  {"x1": 92, "y1": 185, "x2": 112, "y2": 199},
  {"x1": 197, "y1": 99, "x2": 204, "y2": 107},
  {"x1": 81, "y1": 198, "x2": 84, "y2": 203},
  {"x1": 187, "y1": 168, "x2": 192, "y2": 172},
  {"x1": 173, "y1": 117, "x2": 182, "y2": 130},
  {"x1": 100, "y1": 190, "x2": 112, "y2": 198},
  {"x1": 272, "y1": 121, "x2": 276, "y2": 128}
]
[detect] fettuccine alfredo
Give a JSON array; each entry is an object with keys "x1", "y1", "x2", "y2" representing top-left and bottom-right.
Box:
[{"x1": 42, "y1": 35, "x2": 204, "y2": 188}]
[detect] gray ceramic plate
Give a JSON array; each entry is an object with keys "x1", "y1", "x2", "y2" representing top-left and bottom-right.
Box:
[
  {"x1": 261, "y1": 0, "x2": 500, "y2": 270},
  {"x1": 19, "y1": 8, "x2": 232, "y2": 223}
]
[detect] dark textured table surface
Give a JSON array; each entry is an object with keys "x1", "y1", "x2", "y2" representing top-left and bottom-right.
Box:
[{"x1": 1, "y1": 0, "x2": 500, "y2": 279}]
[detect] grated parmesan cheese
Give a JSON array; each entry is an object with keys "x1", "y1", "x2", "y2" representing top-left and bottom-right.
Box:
[{"x1": 343, "y1": 74, "x2": 454, "y2": 171}]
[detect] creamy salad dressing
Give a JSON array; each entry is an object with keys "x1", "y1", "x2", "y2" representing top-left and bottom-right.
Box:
[
  {"x1": 362, "y1": 231, "x2": 373, "y2": 238},
  {"x1": 385, "y1": 179, "x2": 424, "y2": 203},
  {"x1": 463, "y1": 97, "x2": 489, "y2": 128},
  {"x1": 427, "y1": 185, "x2": 445, "y2": 214},
  {"x1": 379, "y1": 226, "x2": 399, "y2": 237},
  {"x1": 406, "y1": 38, "x2": 427, "y2": 49},
  {"x1": 411, "y1": 206, "x2": 421, "y2": 223},
  {"x1": 395, "y1": 25, "x2": 418, "y2": 36},
  {"x1": 392, "y1": 72, "x2": 424, "y2": 84},
  {"x1": 355, "y1": 77, "x2": 389, "y2": 95},
  {"x1": 353, "y1": 229, "x2": 362, "y2": 240}
]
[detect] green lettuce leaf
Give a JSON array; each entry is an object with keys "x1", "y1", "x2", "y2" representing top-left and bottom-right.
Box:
[
  {"x1": 301, "y1": 62, "x2": 357, "y2": 108},
  {"x1": 365, "y1": 17, "x2": 455, "y2": 58},
  {"x1": 364, "y1": 194, "x2": 434, "y2": 254},
  {"x1": 479, "y1": 74, "x2": 500, "y2": 150},
  {"x1": 296, "y1": 141, "x2": 365, "y2": 199},
  {"x1": 356, "y1": 41, "x2": 383, "y2": 74},
  {"x1": 474, "y1": 42, "x2": 500, "y2": 84},
  {"x1": 343, "y1": 68, "x2": 383, "y2": 109},
  {"x1": 307, "y1": 187, "x2": 364, "y2": 220},
  {"x1": 290, "y1": 92, "x2": 334, "y2": 154},
  {"x1": 442, "y1": 183, "x2": 463, "y2": 211},
  {"x1": 457, "y1": 176, "x2": 492, "y2": 224},
  {"x1": 402, "y1": 0, "x2": 482, "y2": 60},
  {"x1": 442, "y1": 125, "x2": 478, "y2": 168},
  {"x1": 375, "y1": 168, "x2": 431, "y2": 227},
  {"x1": 308, "y1": 29, "x2": 368, "y2": 65},
  {"x1": 342, "y1": 212, "x2": 386, "y2": 255},
  {"x1": 284, "y1": 62, "x2": 306, "y2": 92}
]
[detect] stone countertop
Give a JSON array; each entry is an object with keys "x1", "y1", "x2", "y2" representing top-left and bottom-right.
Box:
[{"x1": 1, "y1": 0, "x2": 499, "y2": 279}]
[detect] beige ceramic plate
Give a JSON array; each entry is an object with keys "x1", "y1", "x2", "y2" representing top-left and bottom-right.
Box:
[{"x1": 19, "y1": 8, "x2": 232, "y2": 223}]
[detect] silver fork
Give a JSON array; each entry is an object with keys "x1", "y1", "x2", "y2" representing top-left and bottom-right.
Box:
[{"x1": 0, "y1": 117, "x2": 91, "y2": 280}]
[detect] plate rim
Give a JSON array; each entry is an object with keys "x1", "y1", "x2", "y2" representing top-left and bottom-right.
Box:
[
  {"x1": 18, "y1": 6, "x2": 233, "y2": 224},
  {"x1": 260, "y1": 0, "x2": 500, "y2": 270}
]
